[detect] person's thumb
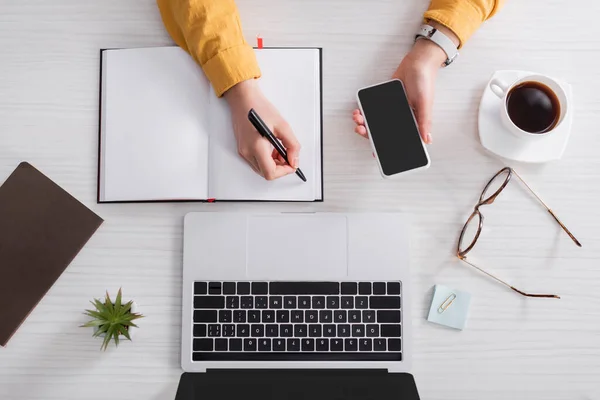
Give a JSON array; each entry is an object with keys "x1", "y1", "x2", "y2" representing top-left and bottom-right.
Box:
[
  {"x1": 274, "y1": 122, "x2": 301, "y2": 169},
  {"x1": 413, "y1": 96, "x2": 432, "y2": 144}
]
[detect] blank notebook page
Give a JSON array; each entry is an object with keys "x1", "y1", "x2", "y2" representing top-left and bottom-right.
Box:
[
  {"x1": 207, "y1": 49, "x2": 321, "y2": 201},
  {"x1": 100, "y1": 47, "x2": 211, "y2": 201}
]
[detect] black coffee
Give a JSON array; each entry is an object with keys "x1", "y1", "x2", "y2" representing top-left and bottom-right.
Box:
[{"x1": 506, "y1": 81, "x2": 560, "y2": 134}]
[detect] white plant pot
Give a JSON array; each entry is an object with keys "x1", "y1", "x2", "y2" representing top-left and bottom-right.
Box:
[{"x1": 93, "y1": 301, "x2": 139, "y2": 341}]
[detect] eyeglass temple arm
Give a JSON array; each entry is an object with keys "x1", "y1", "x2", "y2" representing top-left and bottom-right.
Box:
[
  {"x1": 512, "y1": 170, "x2": 582, "y2": 247},
  {"x1": 459, "y1": 257, "x2": 561, "y2": 299}
]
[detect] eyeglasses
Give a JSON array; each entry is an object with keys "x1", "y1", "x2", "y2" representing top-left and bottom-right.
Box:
[{"x1": 457, "y1": 167, "x2": 581, "y2": 299}]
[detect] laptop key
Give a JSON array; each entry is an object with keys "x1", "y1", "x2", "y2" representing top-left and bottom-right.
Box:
[
  {"x1": 341, "y1": 282, "x2": 357, "y2": 295},
  {"x1": 273, "y1": 338, "x2": 285, "y2": 351},
  {"x1": 223, "y1": 324, "x2": 236, "y2": 337},
  {"x1": 370, "y1": 296, "x2": 401, "y2": 309},
  {"x1": 316, "y1": 339, "x2": 329, "y2": 352},
  {"x1": 215, "y1": 338, "x2": 228, "y2": 351},
  {"x1": 345, "y1": 339, "x2": 357, "y2": 351},
  {"x1": 266, "y1": 324, "x2": 279, "y2": 337},
  {"x1": 327, "y1": 296, "x2": 340, "y2": 309},
  {"x1": 355, "y1": 296, "x2": 368, "y2": 309},
  {"x1": 334, "y1": 310, "x2": 347, "y2": 323},
  {"x1": 270, "y1": 282, "x2": 339, "y2": 295},
  {"x1": 251, "y1": 324, "x2": 264, "y2": 337},
  {"x1": 252, "y1": 282, "x2": 268, "y2": 295},
  {"x1": 381, "y1": 324, "x2": 401, "y2": 337},
  {"x1": 323, "y1": 324, "x2": 336, "y2": 337},
  {"x1": 349, "y1": 310, "x2": 361, "y2": 323},
  {"x1": 362, "y1": 310, "x2": 375, "y2": 323},
  {"x1": 194, "y1": 310, "x2": 217, "y2": 323},
  {"x1": 313, "y1": 296, "x2": 325, "y2": 309},
  {"x1": 319, "y1": 310, "x2": 332, "y2": 323},
  {"x1": 373, "y1": 282, "x2": 386, "y2": 295},
  {"x1": 258, "y1": 338, "x2": 271, "y2": 351},
  {"x1": 387, "y1": 282, "x2": 401, "y2": 295},
  {"x1": 280, "y1": 324, "x2": 293, "y2": 337},
  {"x1": 309, "y1": 324, "x2": 322, "y2": 337},
  {"x1": 233, "y1": 310, "x2": 246, "y2": 323},
  {"x1": 305, "y1": 310, "x2": 318, "y2": 323},
  {"x1": 298, "y1": 296, "x2": 311, "y2": 309},
  {"x1": 262, "y1": 310, "x2": 275, "y2": 323},
  {"x1": 208, "y1": 324, "x2": 220, "y2": 337},
  {"x1": 223, "y1": 282, "x2": 236, "y2": 295},
  {"x1": 244, "y1": 339, "x2": 257, "y2": 351},
  {"x1": 358, "y1": 282, "x2": 371, "y2": 295},
  {"x1": 248, "y1": 310, "x2": 261, "y2": 323},
  {"x1": 194, "y1": 282, "x2": 207, "y2": 295},
  {"x1": 388, "y1": 339, "x2": 401, "y2": 352},
  {"x1": 359, "y1": 338, "x2": 372, "y2": 351},
  {"x1": 194, "y1": 296, "x2": 225, "y2": 309},
  {"x1": 341, "y1": 296, "x2": 354, "y2": 309},
  {"x1": 209, "y1": 282, "x2": 221, "y2": 295},
  {"x1": 269, "y1": 296, "x2": 283, "y2": 309},
  {"x1": 374, "y1": 338, "x2": 386, "y2": 351},
  {"x1": 237, "y1": 282, "x2": 250, "y2": 295},
  {"x1": 302, "y1": 339, "x2": 315, "y2": 351},
  {"x1": 294, "y1": 324, "x2": 308, "y2": 337},
  {"x1": 331, "y1": 338, "x2": 344, "y2": 351},
  {"x1": 255, "y1": 296, "x2": 268, "y2": 309},
  {"x1": 377, "y1": 310, "x2": 401, "y2": 323},
  {"x1": 230, "y1": 338, "x2": 243, "y2": 351},
  {"x1": 287, "y1": 338, "x2": 300, "y2": 351},
  {"x1": 276, "y1": 310, "x2": 290, "y2": 323},
  {"x1": 241, "y1": 296, "x2": 254, "y2": 309},
  {"x1": 193, "y1": 338, "x2": 213, "y2": 351},
  {"x1": 193, "y1": 324, "x2": 207, "y2": 337},
  {"x1": 219, "y1": 310, "x2": 232, "y2": 323},
  {"x1": 366, "y1": 324, "x2": 379, "y2": 337},
  {"x1": 226, "y1": 296, "x2": 239, "y2": 309},
  {"x1": 291, "y1": 310, "x2": 304, "y2": 323},
  {"x1": 352, "y1": 324, "x2": 365, "y2": 337},
  {"x1": 237, "y1": 324, "x2": 250, "y2": 337},
  {"x1": 284, "y1": 296, "x2": 297, "y2": 309},
  {"x1": 338, "y1": 324, "x2": 350, "y2": 337}
]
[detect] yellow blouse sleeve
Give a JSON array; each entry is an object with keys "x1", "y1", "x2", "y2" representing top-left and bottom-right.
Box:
[
  {"x1": 157, "y1": 0, "x2": 261, "y2": 97},
  {"x1": 424, "y1": 0, "x2": 505, "y2": 47}
]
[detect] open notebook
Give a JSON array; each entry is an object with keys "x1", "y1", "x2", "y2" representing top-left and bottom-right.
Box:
[{"x1": 98, "y1": 46, "x2": 322, "y2": 202}]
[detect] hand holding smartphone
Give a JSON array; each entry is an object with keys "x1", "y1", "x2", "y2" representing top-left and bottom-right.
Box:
[{"x1": 356, "y1": 79, "x2": 430, "y2": 178}]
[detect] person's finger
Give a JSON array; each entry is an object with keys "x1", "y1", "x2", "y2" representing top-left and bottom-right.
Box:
[
  {"x1": 271, "y1": 148, "x2": 287, "y2": 165},
  {"x1": 353, "y1": 113, "x2": 365, "y2": 126},
  {"x1": 413, "y1": 96, "x2": 433, "y2": 144},
  {"x1": 355, "y1": 125, "x2": 368, "y2": 138},
  {"x1": 255, "y1": 150, "x2": 295, "y2": 180},
  {"x1": 273, "y1": 123, "x2": 301, "y2": 169},
  {"x1": 352, "y1": 109, "x2": 361, "y2": 115}
]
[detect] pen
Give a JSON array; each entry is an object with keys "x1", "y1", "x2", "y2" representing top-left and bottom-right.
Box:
[{"x1": 247, "y1": 108, "x2": 307, "y2": 182}]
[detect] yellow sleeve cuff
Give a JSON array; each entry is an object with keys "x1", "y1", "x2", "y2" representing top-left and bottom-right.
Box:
[
  {"x1": 202, "y1": 44, "x2": 262, "y2": 97},
  {"x1": 424, "y1": 2, "x2": 487, "y2": 48}
]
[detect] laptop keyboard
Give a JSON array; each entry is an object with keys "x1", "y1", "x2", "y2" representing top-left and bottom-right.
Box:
[{"x1": 191, "y1": 281, "x2": 402, "y2": 361}]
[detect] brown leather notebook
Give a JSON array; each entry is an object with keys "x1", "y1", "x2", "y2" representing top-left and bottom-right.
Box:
[{"x1": 0, "y1": 162, "x2": 103, "y2": 347}]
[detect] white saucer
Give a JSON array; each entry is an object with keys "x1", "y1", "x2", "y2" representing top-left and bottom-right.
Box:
[{"x1": 478, "y1": 70, "x2": 573, "y2": 163}]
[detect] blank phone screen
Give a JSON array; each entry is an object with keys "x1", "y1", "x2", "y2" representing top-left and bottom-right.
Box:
[{"x1": 358, "y1": 80, "x2": 429, "y2": 176}]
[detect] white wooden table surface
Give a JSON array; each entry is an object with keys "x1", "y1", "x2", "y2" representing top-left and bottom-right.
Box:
[{"x1": 1, "y1": 1, "x2": 600, "y2": 399}]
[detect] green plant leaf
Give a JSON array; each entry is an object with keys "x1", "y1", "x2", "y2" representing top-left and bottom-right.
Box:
[
  {"x1": 83, "y1": 309, "x2": 105, "y2": 320},
  {"x1": 81, "y1": 320, "x2": 105, "y2": 328},
  {"x1": 113, "y1": 328, "x2": 120, "y2": 347},
  {"x1": 104, "y1": 291, "x2": 114, "y2": 314},
  {"x1": 93, "y1": 299, "x2": 107, "y2": 312},
  {"x1": 119, "y1": 326, "x2": 132, "y2": 341},
  {"x1": 121, "y1": 301, "x2": 133, "y2": 314},
  {"x1": 101, "y1": 330, "x2": 112, "y2": 351},
  {"x1": 114, "y1": 288, "x2": 123, "y2": 314}
]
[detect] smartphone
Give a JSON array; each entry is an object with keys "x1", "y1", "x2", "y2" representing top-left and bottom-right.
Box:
[{"x1": 356, "y1": 79, "x2": 430, "y2": 178}]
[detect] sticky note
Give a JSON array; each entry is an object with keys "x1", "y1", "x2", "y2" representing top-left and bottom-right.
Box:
[{"x1": 427, "y1": 284, "x2": 471, "y2": 330}]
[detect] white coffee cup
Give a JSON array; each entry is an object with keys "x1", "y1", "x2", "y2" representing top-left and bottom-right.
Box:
[{"x1": 489, "y1": 74, "x2": 567, "y2": 140}]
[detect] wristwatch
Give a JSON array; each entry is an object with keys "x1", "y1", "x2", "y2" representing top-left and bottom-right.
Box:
[{"x1": 415, "y1": 24, "x2": 459, "y2": 67}]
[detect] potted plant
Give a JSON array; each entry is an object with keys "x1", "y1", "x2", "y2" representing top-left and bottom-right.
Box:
[{"x1": 81, "y1": 288, "x2": 144, "y2": 350}]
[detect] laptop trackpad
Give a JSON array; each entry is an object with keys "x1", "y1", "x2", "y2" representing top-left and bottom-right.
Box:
[{"x1": 247, "y1": 215, "x2": 347, "y2": 280}]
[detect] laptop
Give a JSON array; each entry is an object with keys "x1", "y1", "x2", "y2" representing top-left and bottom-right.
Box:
[{"x1": 181, "y1": 212, "x2": 413, "y2": 374}]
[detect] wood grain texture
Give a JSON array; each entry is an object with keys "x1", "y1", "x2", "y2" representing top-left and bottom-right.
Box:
[{"x1": 1, "y1": 0, "x2": 599, "y2": 399}]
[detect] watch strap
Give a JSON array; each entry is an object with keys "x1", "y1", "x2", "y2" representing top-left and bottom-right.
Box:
[{"x1": 415, "y1": 24, "x2": 459, "y2": 66}]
